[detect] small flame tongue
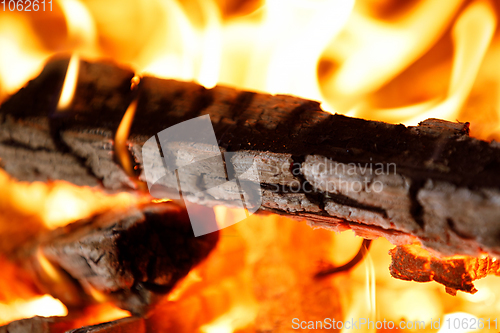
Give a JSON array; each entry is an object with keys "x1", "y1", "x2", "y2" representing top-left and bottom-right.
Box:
[
  {"x1": 57, "y1": 0, "x2": 98, "y2": 55},
  {"x1": 57, "y1": 54, "x2": 80, "y2": 112}
]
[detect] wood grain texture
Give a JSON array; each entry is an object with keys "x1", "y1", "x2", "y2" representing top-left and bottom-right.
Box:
[
  {"x1": 2, "y1": 57, "x2": 500, "y2": 258},
  {"x1": 16, "y1": 202, "x2": 218, "y2": 315}
]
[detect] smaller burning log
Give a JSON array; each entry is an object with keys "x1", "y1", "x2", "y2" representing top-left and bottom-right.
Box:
[
  {"x1": 0, "y1": 316, "x2": 74, "y2": 333},
  {"x1": 389, "y1": 244, "x2": 500, "y2": 295},
  {"x1": 0, "y1": 316, "x2": 144, "y2": 333},
  {"x1": 12, "y1": 201, "x2": 219, "y2": 315},
  {"x1": 65, "y1": 317, "x2": 144, "y2": 333}
]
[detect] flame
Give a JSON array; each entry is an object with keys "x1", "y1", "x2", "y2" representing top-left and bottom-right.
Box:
[
  {"x1": 115, "y1": 99, "x2": 138, "y2": 178},
  {"x1": 56, "y1": 0, "x2": 98, "y2": 54},
  {"x1": 0, "y1": 295, "x2": 67, "y2": 326},
  {"x1": 0, "y1": 169, "x2": 140, "y2": 231},
  {"x1": 322, "y1": 0, "x2": 465, "y2": 111},
  {"x1": 3, "y1": 0, "x2": 500, "y2": 330},
  {"x1": 248, "y1": 0, "x2": 354, "y2": 102},
  {"x1": 36, "y1": 250, "x2": 63, "y2": 283},
  {"x1": 137, "y1": 0, "x2": 223, "y2": 87},
  {"x1": 361, "y1": 0, "x2": 497, "y2": 125},
  {"x1": 86, "y1": 285, "x2": 108, "y2": 304},
  {"x1": 151, "y1": 198, "x2": 173, "y2": 204},
  {"x1": 0, "y1": 16, "x2": 49, "y2": 102},
  {"x1": 199, "y1": 305, "x2": 257, "y2": 333},
  {"x1": 81, "y1": 303, "x2": 130, "y2": 325},
  {"x1": 57, "y1": 54, "x2": 80, "y2": 111},
  {"x1": 41, "y1": 182, "x2": 139, "y2": 229}
]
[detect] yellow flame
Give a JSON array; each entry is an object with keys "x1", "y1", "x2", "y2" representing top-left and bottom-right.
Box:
[
  {"x1": 364, "y1": 252, "x2": 376, "y2": 331},
  {"x1": 0, "y1": 16, "x2": 48, "y2": 102},
  {"x1": 56, "y1": 0, "x2": 98, "y2": 54},
  {"x1": 115, "y1": 100, "x2": 138, "y2": 177},
  {"x1": 256, "y1": 0, "x2": 354, "y2": 102},
  {"x1": 352, "y1": 0, "x2": 497, "y2": 125},
  {"x1": 167, "y1": 269, "x2": 202, "y2": 301},
  {"x1": 0, "y1": 295, "x2": 67, "y2": 326},
  {"x1": 57, "y1": 54, "x2": 80, "y2": 111},
  {"x1": 196, "y1": 0, "x2": 223, "y2": 88},
  {"x1": 86, "y1": 285, "x2": 108, "y2": 304},
  {"x1": 323, "y1": 0, "x2": 464, "y2": 112},
  {"x1": 199, "y1": 305, "x2": 257, "y2": 333},
  {"x1": 82, "y1": 303, "x2": 131, "y2": 326},
  {"x1": 0, "y1": 168, "x2": 139, "y2": 233},
  {"x1": 36, "y1": 249, "x2": 62, "y2": 283},
  {"x1": 41, "y1": 183, "x2": 138, "y2": 229},
  {"x1": 405, "y1": 0, "x2": 497, "y2": 125},
  {"x1": 151, "y1": 198, "x2": 172, "y2": 204},
  {"x1": 138, "y1": 0, "x2": 200, "y2": 82}
]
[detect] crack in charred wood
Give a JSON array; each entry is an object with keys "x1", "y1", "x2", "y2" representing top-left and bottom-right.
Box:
[
  {"x1": 183, "y1": 86, "x2": 214, "y2": 122},
  {"x1": 446, "y1": 218, "x2": 474, "y2": 240},
  {"x1": 215, "y1": 91, "x2": 256, "y2": 150},
  {"x1": 231, "y1": 91, "x2": 256, "y2": 123},
  {"x1": 325, "y1": 192, "x2": 388, "y2": 219},
  {"x1": 290, "y1": 154, "x2": 327, "y2": 212},
  {"x1": 409, "y1": 179, "x2": 425, "y2": 229},
  {"x1": 0, "y1": 139, "x2": 55, "y2": 154}
]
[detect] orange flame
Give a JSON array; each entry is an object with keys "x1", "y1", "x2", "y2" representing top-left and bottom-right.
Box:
[
  {"x1": 0, "y1": 295, "x2": 67, "y2": 326},
  {"x1": 57, "y1": 54, "x2": 80, "y2": 111},
  {"x1": 115, "y1": 99, "x2": 138, "y2": 178}
]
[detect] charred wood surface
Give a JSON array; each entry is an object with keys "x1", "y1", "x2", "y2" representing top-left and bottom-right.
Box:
[
  {"x1": 15, "y1": 201, "x2": 218, "y2": 315},
  {"x1": 65, "y1": 317, "x2": 145, "y2": 333},
  {"x1": 2, "y1": 57, "x2": 500, "y2": 257},
  {"x1": 389, "y1": 244, "x2": 500, "y2": 295},
  {"x1": 0, "y1": 316, "x2": 74, "y2": 333},
  {"x1": 0, "y1": 316, "x2": 144, "y2": 333}
]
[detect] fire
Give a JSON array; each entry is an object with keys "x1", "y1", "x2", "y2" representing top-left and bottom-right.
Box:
[
  {"x1": 115, "y1": 99, "x2": 138, "y2": 178},
  {"x1": 0, "y1": 256, "x2": 68, "y2": 326},
  {"x1": 2, "y1": 0, "x2": 500, "y2": 331},
  {"x1": 0, "y1": 295, "x2": 67, "y2": 326},
  {"x1": 57, "y1": 54, "x2": 80, "y2": 111},
  {"x1": 0, "y1": 15, "x2": 49, "y2": 102}
]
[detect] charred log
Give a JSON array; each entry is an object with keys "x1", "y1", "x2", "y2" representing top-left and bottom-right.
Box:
[
  {"x1": 2, "y1": 57, "x2": 500, "y2": 259},
  {"x1": 65, "y1": 317, "x2": 145, "y2": 333},
  {"x1": 0, "y1": 316, "x2": 74, "y2": 333},
  {"x1": 14, "y1": 201, "x2": 219, "y2": 315},
  {"x1": 0, "y1": 316, "x2": 144, "y2": 333},
  {"x1": 389, "y1": 244, "x2": 500, "y2": 295}
]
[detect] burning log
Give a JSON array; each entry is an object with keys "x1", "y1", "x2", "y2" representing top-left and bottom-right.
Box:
[
  {"x1": 12, "y1": 201, "x2": 219, "y2": 315},
  {"x1": 65, "y1": 317, "x2": 145, "y2": 333},
  {"x1": 0, "y1": 316, "x2": 75, "y2": 333},
  {"x1": 389, "y1": 244, "x2": 500, "y2": 295},
  {"x1": 0, "y1": 316, "x2": 144, "y2": 333},
  {"x1": 2, "y1": 57, "x2": 500, "y2": 259}
]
